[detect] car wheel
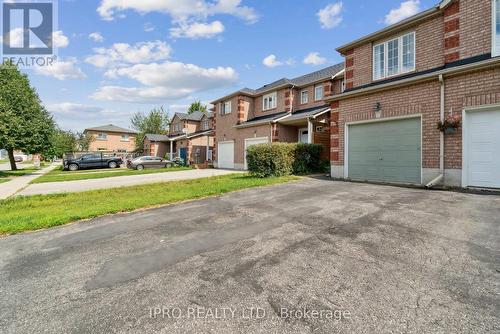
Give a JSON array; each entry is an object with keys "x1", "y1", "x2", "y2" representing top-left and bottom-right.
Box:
[
  {"x1": 108, "y1": 161, "x2": 118, "y2": 169},
  {"x1": 165, "y1": 163, "x2": 173, "y2": 168},
  {"x1": 68, "y1": 164, "x2": 79, "y2": 171},
  {"x1": 136, "y1": 164, "x2": 144, "y2": 171}
]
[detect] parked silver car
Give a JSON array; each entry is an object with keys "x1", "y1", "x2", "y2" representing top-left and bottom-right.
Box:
[{"x1": 127, "y1": 156, "x2": 174, "y2": 170}]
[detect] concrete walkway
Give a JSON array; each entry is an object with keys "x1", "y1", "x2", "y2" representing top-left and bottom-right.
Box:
[
  {"x1": 17, "y1": 169, "x2": 243, "y2": 196},
  {"x1": 0, "y1": 163, "x2": 59, "y2": 199}
]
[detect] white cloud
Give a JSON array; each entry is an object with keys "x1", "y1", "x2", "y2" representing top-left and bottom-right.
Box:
[
  {"x1": 144, "y1": 22, "x2": 155, "y2": 32},
  {"x1": 89, "y1": 32, "x2": 104, "y2": 42},
  {"x1": 317, "y1": 2, "x2": 343, "y2": 29},
  {"x1": 85, "y1": 41, "x2": 172, "y2": 68},
  {"x1": 34, "y1": 59, "x2": 86, "y2": 80},
  {"x1": 170, "y1": 21, "x2": 225, "y2": 39},
  {"x1": 47, "y1": 103, "x2": 133, "y2": 131},
  {"x1": 384, "y1": 0, "x2": 420, "y2": 25},
  {"x1": 92, "y1": 61, "x2": 238, "y2": 103},
  {"x1": 52, "y1": 31, "x2": 69, "y2": 48},
  {"x1": 303, "y1": 52, "x2": 327, "y2": 65},
  {"x1": 262, "y1": 54, "x2": 294, "y2": 68},
  {"x1": 97, "y1": 0, "x2": 258, "y2": 23},
  {"x1": 2, "y1": 29, "x2": 68, "y2": 48}
]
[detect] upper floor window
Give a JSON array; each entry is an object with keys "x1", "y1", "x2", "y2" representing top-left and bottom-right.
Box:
[
  {"x1": 201, "y1": 120, "x2": 210, "y2": 130},
  {"x1": 97, "y1": 132, "x2": 107, "y2": 140},
  {"x1": 373, "y1": 32, "x2": 415, "y2": 80},
  {"x1": 494, "y1": 0, "x2": 500, "y2": 56},
  {"x1": 173, "y1": 123, "x2": 183, "y2": 132},
  {"x1": 300, "y1": 90, "x2": 308, "y2": 104},
  {"x1": 314, "y1": 85, "x2": 324, "y2": 101},
  {"x1": 121, "y1": 135, "x2": 129, "y2": 142},
  {"x1": 263, "y1": 92, "x2": 277, "y2": 111},
  {"x1": 220, "y1": 101, "x2": 231, "y2": 115}
]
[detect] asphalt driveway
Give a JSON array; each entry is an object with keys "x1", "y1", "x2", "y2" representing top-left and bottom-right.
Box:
[{"x1": 0, "y1": 178, "x2": 499, "y2": 333}]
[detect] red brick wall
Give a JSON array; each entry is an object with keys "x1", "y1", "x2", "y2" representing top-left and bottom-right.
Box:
[
  {"x1": 331, "y1": 67, "x2": 500, "y2": 170},
  {"x1": 345, "y1": 0, "x2": 492, "y2": 88}
]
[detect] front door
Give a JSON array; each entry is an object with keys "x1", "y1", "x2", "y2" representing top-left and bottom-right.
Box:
[
  {"x1": 179, "y1": 148, "x2": 187, "y2": 165},
  {"x1": 299, "y1": 128, "x2": 309, "y2": 143}
]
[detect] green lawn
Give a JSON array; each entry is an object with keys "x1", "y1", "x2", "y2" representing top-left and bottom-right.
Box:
[
  {"x1": 0, "y1": 174, "x2": 299, "y2": 234},
  {"x1": 0, "y1": 167, "x2": 38, "y2": 180},
  {"x1": 32, "y1": 166, "x2": 192, "y2": 183},
  {"x1": 0, "y1": 179, "x2": 9, "y2": 184}
]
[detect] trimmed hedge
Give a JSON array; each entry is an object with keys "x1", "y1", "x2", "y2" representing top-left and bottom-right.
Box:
[{"x1": 246, "y1": 143, "x2": 326, "y2": 177}]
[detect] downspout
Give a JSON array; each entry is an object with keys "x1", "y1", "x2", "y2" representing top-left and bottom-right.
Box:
[{"x1": 426, "y1": 74, "x2": 445, "y2": 187}]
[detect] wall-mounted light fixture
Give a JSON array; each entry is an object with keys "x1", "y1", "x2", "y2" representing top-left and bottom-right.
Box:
[{"x1": 373, "y1": 102, "x2": 382, "y2": 118}]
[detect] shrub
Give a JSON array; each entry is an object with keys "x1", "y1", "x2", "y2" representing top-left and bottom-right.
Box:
[{"x1": 246, "y1": 143, "x2": 325, "y2": 177}]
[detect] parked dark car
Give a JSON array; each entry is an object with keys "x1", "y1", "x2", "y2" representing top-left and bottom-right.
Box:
[
  {"x1": 14, "y1": 156, "x2": 23, "y2": 163},
  {"x1": 127, "y1": 156, "x2": 174, "y2": 170},
  {"x1": 63, "y1": 153, "x2": 123, "y2": 171}
]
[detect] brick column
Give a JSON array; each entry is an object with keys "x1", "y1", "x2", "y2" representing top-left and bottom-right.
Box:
[
  {"x1": 284, "y1": 90, "x2": 292, "y2": 112},
  {"x1": 330, "y1": 101, "x2": 340, "y2": 164},
  {"x1": 271, "y1": 123, "x2": 279, "y2": 142},
  {"x1": 237, "y1": 97, "x2": 246, "y2": 124},
  {"x1": 344, "y1": 49, "x2": 354, "y2": 90},
  {"x1": 443, "y1": 1, "x2": 460, "y2": 63},
  {"x1": 324, "y1": 82, "x2": 332, "y2": 97},
  {"x1": 212, "y1": 116, "x2": 216, "y2": 162}
]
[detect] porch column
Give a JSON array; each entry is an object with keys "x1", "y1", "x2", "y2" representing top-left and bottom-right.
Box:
[
  {"x1": 206, "y1": 136, "x2": 210, "y2": 161},
  {"x1": 170, "y1": 140, "x2": 173, "y2": 160},
  {"x1": 307, "y1": 118, "x2": 313, "y2": 144}
]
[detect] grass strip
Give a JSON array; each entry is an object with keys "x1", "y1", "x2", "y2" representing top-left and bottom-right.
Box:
[{"x1": 0, "y1": 174, "x2": 299, "y2": 234}]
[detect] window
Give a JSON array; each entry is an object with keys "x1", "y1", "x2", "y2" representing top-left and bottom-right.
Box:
[
  {"x1": 97, "y1": 133, "x2": 107, "y2": 140},
  {"x1": 314, "y1": 85, "x2": 324, "y2": 101},
  {"x1": 494, "y1": 0, "x2": 500, "y2": 56},
  {"x1": 201, "y1": 120, "x2": 210, "y2": 130},
  {"x1": 174, "y1": 123, "x2": 183, "y2": 132},
  {"x1": 300, "y1": 90, "x2": 308, "y2": 104},
  {"x1": 373, "y1": 32, "x2": 415, "y2": 80},
  {"x1": 262, "y1": 92, "x2": 277, "y2": 110},
  {"x1": 121, "y1": 135, "x2": 129, "y2": 142},
  {"x1": 220, "y1": 101, "x2": 231, "y2": 115},
  {"x1": 341, "y1": 79, "x2": 346, "y2": 93}
]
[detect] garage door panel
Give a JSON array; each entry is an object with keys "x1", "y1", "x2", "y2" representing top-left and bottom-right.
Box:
[
  {"x1": 218, "y1": 142, "x2": 234, "y2": 169},
  {"x1": 348, "y1": 118, "x2": 421, "y2": 184},
  {"x1": 466, "y1": 110, "x2": 500, "y2": 188}
]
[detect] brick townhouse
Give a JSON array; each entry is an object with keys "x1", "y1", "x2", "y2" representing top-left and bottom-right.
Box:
[
  {"x1": 212, "y1": 64, "x2": 345, "y2": 170},
  {"x1": 83, "y1": 124, "x2": 137, "y2": 153},
  {"x1": 325, "y1": 0, "x2": 500, "y2": 189},
  {"x1": 143, "y1": 111, "x2": 214, "y2": 165}
]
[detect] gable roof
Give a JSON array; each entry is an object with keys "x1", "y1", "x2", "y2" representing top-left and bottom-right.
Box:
[
  {"x1": 211, "y1": 63, "x2": 345, "y2": 103},
  {"x1": 84, "y1": 124, "x2": 137, "y2": 134},
  {"x1": 173, "y1": 110, "x2": 207, "y2": 122},
  {"x1": 336, "y1": 0, "x2": 453, "y2": 54},
  {"x1": 144, "y1": 134, "x2": 170, "y2": 142}
]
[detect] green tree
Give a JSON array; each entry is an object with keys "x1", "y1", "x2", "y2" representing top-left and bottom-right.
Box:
[
  {"x1": 0, "y1": 61, "x2": 55, "y2": 170},
  {"x1": 76, "y1": 132, "x2": 95, "y2": 152},
  {"x1": 45, "y1": 129, "x2": 77, "y2": 158},
  {"x1": 131, "y1": 106, "x2": 170, "y2": 151},
  {"x1": 187, "y1": 101, "x2": 207, "y2": 114}
]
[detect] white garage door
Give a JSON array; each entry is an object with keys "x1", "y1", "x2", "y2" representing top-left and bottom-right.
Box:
[
  {"x1": 244, "y1": 137, "x2": 269, "y2": 170},
  {"x1": 464, "y1": 109, "x2": 500, "y2": 188},
  {"x1": 218, "y1": 141, "x2": 234, "y2": 169}
]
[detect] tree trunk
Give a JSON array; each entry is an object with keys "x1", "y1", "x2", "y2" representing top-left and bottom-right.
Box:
[{"x1": 7, "y1": 148, "x2": 17, "y2": 171}]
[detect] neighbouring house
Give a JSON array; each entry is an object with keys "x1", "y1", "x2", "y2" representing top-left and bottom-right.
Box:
[
  {"x1": 212, "y1": 64, "x2": 345, "y2": 170},
  {"x1": 326, "y1": 0, "x2": 500, "y2": 189},
  {"x1": 84, "y1": 124, "x2": 138, "y2": 153},
  {"x1": 143, "y1": 111, "x2": 214, "y2": 165}
]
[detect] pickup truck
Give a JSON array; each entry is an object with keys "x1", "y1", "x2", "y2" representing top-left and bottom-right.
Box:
[{"x1": 63, "y1": 153, "x2": 123, "y2": 171}]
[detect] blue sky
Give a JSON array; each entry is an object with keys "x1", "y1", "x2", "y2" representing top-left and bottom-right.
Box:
[{"x1": 19, "y1": 0, "x2": 436, "y2": 131}]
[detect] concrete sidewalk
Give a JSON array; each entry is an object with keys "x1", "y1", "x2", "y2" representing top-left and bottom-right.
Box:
[
  {"x1": 0, "y1": 163, "x2": 59, "y2": 199},
  {"x1": 17, "y1": 169, "x2": 243, "y2": 196}
]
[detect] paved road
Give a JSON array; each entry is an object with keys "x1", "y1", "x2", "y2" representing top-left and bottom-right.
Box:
[
  {"x1": 1, "y1": 179, "x2": 499, "y2": 333},
  {"x1": 0, "y1": 163, "x2": 58, "y2": 199},
  {"x1": 17, "y1": 169, "x2": 243, "y2": 196}
]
